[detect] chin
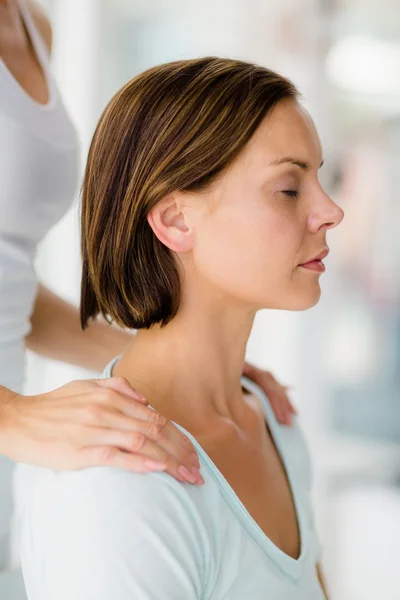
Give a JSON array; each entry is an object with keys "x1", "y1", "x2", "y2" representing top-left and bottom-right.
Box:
[
  {"x1": 295, "y1": 286, "x2": 322, "y2": 310},
  {"x1": 255, "y1": 280, "x2": 322, "y2": 312},
  {"x1": 280, "y1": 284, "x2": 322, "y2": 312}
]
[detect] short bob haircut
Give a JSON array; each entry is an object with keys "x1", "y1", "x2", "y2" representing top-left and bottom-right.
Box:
[{"x1": 80, "y1": 56, "x2": 298, "y2": 330}]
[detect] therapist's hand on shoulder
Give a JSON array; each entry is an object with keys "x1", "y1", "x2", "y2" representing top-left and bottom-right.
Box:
[
  {"x1": 243, "y1": 362, "x2": 297, "y2": 426},
  {"x1": 0, "y1": 376, "x2": 204, "y2": 485},
  {"x1": 0, "y1": 363, "x2": 294, "y2": 484}
]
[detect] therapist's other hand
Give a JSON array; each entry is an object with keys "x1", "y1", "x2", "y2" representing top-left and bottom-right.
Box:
[
  {"x1": 243, "y1": 362, "x2": 297, "y2": 426},
  {"x1": 1, "y1": 377, "x2": 203, "y2": 485}
]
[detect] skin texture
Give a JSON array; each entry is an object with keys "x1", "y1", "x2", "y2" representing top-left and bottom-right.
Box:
[{"x1": 0, "y1": 0, "x2": 294, "y2": 486}]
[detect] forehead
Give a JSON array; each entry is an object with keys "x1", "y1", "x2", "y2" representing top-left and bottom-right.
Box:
[{"x1": 240, "y1": 99, "x2": 322, "y2": 169}]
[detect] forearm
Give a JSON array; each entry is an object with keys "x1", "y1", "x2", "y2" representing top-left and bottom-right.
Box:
[{"x1": 26, "y1": 285, "x2": 133, "y2": 372}]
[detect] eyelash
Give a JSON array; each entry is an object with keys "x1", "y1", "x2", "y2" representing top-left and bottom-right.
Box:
[{"x1": 282, "y1": 190, "x2": 298, "y2": 198}]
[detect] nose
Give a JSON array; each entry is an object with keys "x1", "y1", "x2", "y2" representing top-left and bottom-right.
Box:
[{"x1": 308, "y1": 191, "x2": 344, "y2": 233}]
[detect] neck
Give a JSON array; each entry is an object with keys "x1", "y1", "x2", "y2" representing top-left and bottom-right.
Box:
[{"x1": 115, "y1": 295, "x2": 256, "y2": 428}]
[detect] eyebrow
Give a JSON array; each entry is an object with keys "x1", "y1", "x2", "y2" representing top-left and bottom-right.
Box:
[{"x1": 269, "y1": 156, "x2": 324, "y2": 170}]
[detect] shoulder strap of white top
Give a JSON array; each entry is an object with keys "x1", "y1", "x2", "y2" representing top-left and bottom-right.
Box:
[{"x1": 17, "y1": 0, "x2": 51, "y2": 68}]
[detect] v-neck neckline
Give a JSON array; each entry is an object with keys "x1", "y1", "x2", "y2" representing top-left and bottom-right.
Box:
[{"x1": 174, "y1": 375, "x2": 308, "y2": 582}]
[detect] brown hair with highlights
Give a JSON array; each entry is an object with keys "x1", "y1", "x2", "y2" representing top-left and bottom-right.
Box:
[{"x1": 80, "y1": 56, "x2": 298, "y2": 330}]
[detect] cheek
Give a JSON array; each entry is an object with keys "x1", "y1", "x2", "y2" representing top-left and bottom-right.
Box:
[{"x1": 193, "y1": 206, "x2": 302, "y2": 296}]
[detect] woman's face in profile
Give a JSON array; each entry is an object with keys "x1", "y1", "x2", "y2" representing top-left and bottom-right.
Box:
[{"x1": 181, "y1": 98, "x2": 345, "y2": 313}]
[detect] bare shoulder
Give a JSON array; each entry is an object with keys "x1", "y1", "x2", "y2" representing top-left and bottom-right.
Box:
[{"x1": 27, "y1": 0, "x2": 52, "y2": 54}]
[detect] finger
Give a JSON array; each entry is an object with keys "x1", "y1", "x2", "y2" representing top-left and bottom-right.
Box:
[
  {"x1": 104, "y1": 395, "x2": 200, "y2": 462},
  {"x1": 85, "y1": 407, "x2": 199, "y2": 471},
  {"x1": 280, "y1": 387, "x2": 298, "y2": 415},
  {"x1": 81, "y1": 447, "x2": 204, "y2": 484},
  {"x1": 78, "y1": 446, "x2": 166, "y2": 473},
  {"x1": 146, "y1": 423, "x2": 201, "y2": 471},
  {"x1": 277, "y1": 394, "x2": 294, "y2": 425},
  {"x1": 277, "y1": 404, "x2": 289, "y2": 425},
  {"x1": 269, "y1": 393, "x2": 292, "y2": 425},
  {"x1": 84, "y1": 429, "x2": 203, "y2": 485},
  {"x1": 242, "y1": 362, "x2": 254, "y2": 377},
  {"x1": 271, "y1": 385, "x2": 295, "y2": 423},
  {"x1": 95, "y1": 377, "x2": 148, "y2": 405}
]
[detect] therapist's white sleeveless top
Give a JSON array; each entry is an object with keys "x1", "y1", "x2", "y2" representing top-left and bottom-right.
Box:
[
  {"x1": 0, "y1": 0, "x2": 79, "y2": 393},
  {"x1": 0, "y1": 0, "x2": 79, "y2": 582},
  {"x1": 21, "y1": 358, "x2": 325, "y2": 600}
]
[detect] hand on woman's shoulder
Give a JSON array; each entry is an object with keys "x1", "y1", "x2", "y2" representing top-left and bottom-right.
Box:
[{"x1": 27, "y1": 0, "x2": 52, "y2": 54}]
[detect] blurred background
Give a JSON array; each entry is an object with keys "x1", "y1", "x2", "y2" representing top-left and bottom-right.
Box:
[{"x1": 2, "y1": 0, "x2": 400, "y2": 598}]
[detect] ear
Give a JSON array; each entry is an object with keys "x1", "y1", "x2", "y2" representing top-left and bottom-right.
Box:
[{"x1": 147, "y1": 195, "x2": 194, "y2": 253}]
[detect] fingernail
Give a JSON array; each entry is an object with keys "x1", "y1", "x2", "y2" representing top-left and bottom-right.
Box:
[
  {"x1": 192, "y1": 466, "x2": 205, "y2": 485},
  {"x1": 143, "y1": 460, "x2": 167, "y2": 471},
  {"x1": 178, "y1": 465, "x2": 197, "y2": 484}
]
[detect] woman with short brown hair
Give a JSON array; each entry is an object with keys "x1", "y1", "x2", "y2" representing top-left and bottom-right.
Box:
[{"x1": 21, "y1": 56, "x2": 341, "y2": 599}]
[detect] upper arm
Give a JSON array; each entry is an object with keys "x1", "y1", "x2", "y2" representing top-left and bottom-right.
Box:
[
  {"x1": 27, "y1": 0, "x2": 53, "y2": 54},
  {"x1": 30, "y1": 468, "x2": 205, "y2": 600}
]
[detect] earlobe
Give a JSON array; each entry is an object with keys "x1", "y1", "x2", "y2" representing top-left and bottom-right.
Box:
[{"x1": 147, "y1": 197, "x2": 193, "y2": 253}]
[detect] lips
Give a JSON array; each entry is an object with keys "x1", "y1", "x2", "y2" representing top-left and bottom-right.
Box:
[
  {"x1": 301, "y1": 249, "x2": 329, "y2": 264},
  {"x1": 298, "y1": 248, "x2": 329, "y2": 272}
]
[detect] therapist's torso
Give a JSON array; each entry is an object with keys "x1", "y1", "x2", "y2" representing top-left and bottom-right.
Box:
[
  {"x1": 0, "y1": 2, "x2": 79, "y2": 593},
  {"x1": 0, "y1": 0, "x2": 79, "y2": 392}
]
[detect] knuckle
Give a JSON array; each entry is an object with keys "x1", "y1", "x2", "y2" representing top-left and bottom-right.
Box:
[
  {"x1": 83, "y1": 404, "x2": 103, "y2": 425},
  {"x1": 128, "y1": 432, "x2": 145, "y2": 453},
  {"x1": 97, "y1": 446, "x2": 118, "y2": 465},
  {"x1": 149, "y1": 410, "x2": 168, "y2": 428},
  {"x1": 98, "y1": 389, "x2": 125, "y2": 410}
]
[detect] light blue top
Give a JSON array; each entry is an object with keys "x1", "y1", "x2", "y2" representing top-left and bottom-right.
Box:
[{"x1": 21, "y1": 357, "x2": 325, "y2": 600}]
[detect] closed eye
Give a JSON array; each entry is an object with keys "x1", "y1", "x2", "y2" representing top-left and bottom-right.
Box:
[{"x1": 282, "y1": 190, "x2": 298, "y2": 198}]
